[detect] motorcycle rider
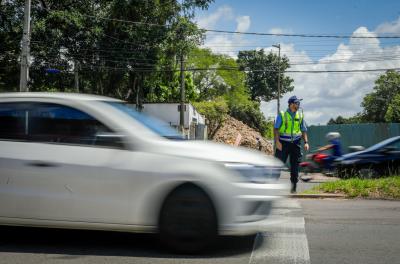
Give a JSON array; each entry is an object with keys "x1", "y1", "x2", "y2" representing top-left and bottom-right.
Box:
[{"x1": 318, "y1": 132, "x2": 342, "y2": 170}]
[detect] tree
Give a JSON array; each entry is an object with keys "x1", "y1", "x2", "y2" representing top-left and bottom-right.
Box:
[
  {"x1": 0, "y1": 0, "x2": 213, "y2": 101},
  {"x1": 193, "y1": 98, "x2": 228, "y2": 139},
  {"x1": 187, "y1": 48, "x2": 270, "y2": 135},
  {"x1": 0, "y1": 0, "x2": 24, "y2": 92},
  {"x1": 385, "y1": 93, "x2": 400, "y2": 122},
  {"x1": 327, "y1": 114, "x2": 364, "y2": 125},
  {"x1": 362, "y1": 70, "x2": 400, "y2": 123},
  {"x1": 237, "y1": 49, "x2": 294, "y2": 102}
]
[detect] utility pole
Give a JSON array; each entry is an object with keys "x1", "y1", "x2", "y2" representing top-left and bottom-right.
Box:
[
  {"x1": 179, "y1": 53, "x2": 185, "y2": 132},
  {"x1": 272, "y1": 44, "x2": 281, "y2": 116},
  {"x1": 74, "y1": 60, "x2": 79, "y2": 93},
  {"x1": 19, "y1": 0, "x2": 31, "y2": 92}
]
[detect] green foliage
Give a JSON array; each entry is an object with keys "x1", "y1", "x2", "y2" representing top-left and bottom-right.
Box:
[
  {"x1": 327, "y1": 114, "x2": 364, "y2": 125},
  {"x1": 145, "y1": 70, "x2": 198, "y2": 102},
  {"x1": 362, "y1": 70, "x2": 400, "y2": 123},
  {"x1": 0, "y1": 0, "x2": 23, "y2": 91},
  {"x1": 0, "y1": 0, "x2": 211, "y2": 102},
  {"x1": 188, "y1": 48, "x2": 270, "y2": 135},
  {"x1": 193, "y1": 98, "x2": 228, "y2": 139},
  {"x1": 229, "y1": 101, "x2": 269, "y2": 136},
  {"x1": 385, "y1": 94, "x2": 400, "y2": 122},
  {"x1": 304, "y1": 176, "x2": 400, "y2": 199},
  {"x1": 237, "y1": 49, "x2": 294, "y2": 102}
]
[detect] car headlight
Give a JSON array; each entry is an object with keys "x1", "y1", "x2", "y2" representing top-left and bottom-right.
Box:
[{"x1": 224, "y1": 163, "x2": 282, "y2": 183}]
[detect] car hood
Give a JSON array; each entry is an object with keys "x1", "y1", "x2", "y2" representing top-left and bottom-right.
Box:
[
  {"x1": 148, "y1": 140, "x2": 284, "y2": 167},
  {"x1": 339, "y1": 149, "x2": 370, "y2": 160}
]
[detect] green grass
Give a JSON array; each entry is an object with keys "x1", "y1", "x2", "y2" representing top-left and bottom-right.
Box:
[{"x1": 302, "y1": 176, "x2": 400, "y2": 199}]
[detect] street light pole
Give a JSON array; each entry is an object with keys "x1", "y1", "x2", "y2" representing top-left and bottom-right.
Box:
[
  {"x1": 180, "y1": 53, "x2": 185, "y2": 132},
  {"x1": 272, "y1": 44, "x2": 281, "y2": 116},
  {"x1": 19, "y1": 0, "x2": 31, "y2": 92}
]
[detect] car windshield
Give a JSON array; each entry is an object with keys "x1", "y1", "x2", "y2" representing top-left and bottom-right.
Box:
[
  {"x1": 106, "y1": 102, "x2": 184, "y2": 140},
  {"x1": 364, "y1": 137, "x2": 400, "y2": 152}
]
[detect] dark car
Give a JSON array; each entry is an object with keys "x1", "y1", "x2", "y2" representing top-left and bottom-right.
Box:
[{"x1": 335, "y1": 136, "x2": 400, "y2": 178}]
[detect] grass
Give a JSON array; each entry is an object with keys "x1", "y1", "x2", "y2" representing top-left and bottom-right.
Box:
[{"x1": 302, "y1": 176, "x2": 400, "y2": 199}]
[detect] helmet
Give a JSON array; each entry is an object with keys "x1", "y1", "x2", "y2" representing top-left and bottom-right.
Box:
[{"x1": 326, "y1": 132, "x2": 341, "y2": 141}]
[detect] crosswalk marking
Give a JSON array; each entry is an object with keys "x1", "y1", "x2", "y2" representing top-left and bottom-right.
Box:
[{"x1": 248, "y1": 199, "x2": 311, "y2": 264}]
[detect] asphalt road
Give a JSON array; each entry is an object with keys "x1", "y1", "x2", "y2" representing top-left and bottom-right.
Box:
[
  {"x1": 301, "y1": 199, "x2": 400, "y2": 264},
  {"x1": 0, "y1": 199, "x2": 399, "y2": 264}
]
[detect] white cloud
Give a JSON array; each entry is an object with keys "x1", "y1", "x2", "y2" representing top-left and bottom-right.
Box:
[
  {"x1": 268, "y1": 27, "x2": 293, "y2": 35},
  {"x1": 196, "y1": 5, "x2": 234, "y2": 29},
  {"x1": 261, "y1": 22, "x2": 400, "y2": 125},
  {"x1": 375, "y1": 16, "x2": 400, "y2": 34},
  {"x1": 236, "y1": 16, "x2": 251, "y2": 32},
  {"x1": 198, "y1": 7, "x2": 251, "y2": 57}
]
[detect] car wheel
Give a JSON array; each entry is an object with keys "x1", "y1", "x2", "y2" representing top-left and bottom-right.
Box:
[{"x1": 159, "y1": 184, "x2": 217, "y2": 253}]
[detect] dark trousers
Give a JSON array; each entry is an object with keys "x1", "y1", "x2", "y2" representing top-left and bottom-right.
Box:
[{"x1": 275, "y1": 140, "x2": 302, "y2": 184}]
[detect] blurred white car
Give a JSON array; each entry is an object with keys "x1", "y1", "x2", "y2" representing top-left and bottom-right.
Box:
[{"x1": 0, "y1": 93, "x2": 287, "y2": 252}]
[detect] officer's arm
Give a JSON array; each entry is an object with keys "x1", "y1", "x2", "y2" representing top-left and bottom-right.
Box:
[
  {"x1": 301, "y1": 118, "x2": 308, "y2": 143},
  {"x1": 274, "y1": 128, "x2": 280, "y2": 144},
  {"x1": 274, "y1": 115, "x2": 283, "y2": 150},
  {"x1": 302, "y1": 131, "x2": 308, "y2": 143}
]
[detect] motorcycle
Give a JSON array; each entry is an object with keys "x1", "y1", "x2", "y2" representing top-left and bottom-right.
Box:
[
  {"x1": 299, "y1": 150, "x2": 328, "y2": 175},
  {"x1": 299, "y1": 146, "x2": 365, "y2": 181}
]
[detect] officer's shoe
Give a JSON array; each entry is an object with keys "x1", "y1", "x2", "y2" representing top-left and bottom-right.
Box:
[{"x1": 290, "y1": 183, "x2": 297, "y2": 194}]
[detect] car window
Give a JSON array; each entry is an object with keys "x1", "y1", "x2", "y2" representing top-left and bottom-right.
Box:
[
  {"x1": 28, "y1": 103, "x2": 124, "y2": 148},
  {"x1": 0, "y1": 103, "x2": 29, "y2": 141},
  {"x1": 386, "y1": 140, "x2": 400, "y2": 151},
  {"x1": 0, "y1": 102, "x2": 124, "y2": 149},
  {"x1": 106, "y1": 102, "x2": 184, "y2": 140}
]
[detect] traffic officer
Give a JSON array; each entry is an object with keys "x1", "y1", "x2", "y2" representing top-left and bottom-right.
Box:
[{"x1": 274, "y1": 95, "x2": 309, "y2": 193}]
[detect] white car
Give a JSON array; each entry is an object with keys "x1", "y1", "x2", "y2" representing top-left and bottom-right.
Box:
[{"x1": 0, "y1": 92, "x2": 287, "y2": 252}]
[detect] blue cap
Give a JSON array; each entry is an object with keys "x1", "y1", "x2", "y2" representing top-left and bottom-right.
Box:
[{"x1": 288, "y1": 95, "x2": 302, "y2": 104}]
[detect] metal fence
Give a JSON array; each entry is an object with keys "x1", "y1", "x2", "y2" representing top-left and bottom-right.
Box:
[{"x1": 307, "y1": 123, "x2": 400, "y2": 153}]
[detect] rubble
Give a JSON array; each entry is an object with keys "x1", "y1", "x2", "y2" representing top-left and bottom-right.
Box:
[{"x1": 213, "y1": 116, "x2": 274, "y2": 155}]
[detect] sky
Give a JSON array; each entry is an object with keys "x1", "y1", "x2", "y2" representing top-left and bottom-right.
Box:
[{"x1": 195, "y1": 0, "x2": 400, "y2": 125}]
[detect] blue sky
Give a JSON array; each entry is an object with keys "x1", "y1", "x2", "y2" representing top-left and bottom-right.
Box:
[
  {"x1": 195, "y1": 1, "x2": 400, "y2": 124},
  {"x1": 199, "y1": 0, "x2": 400, "y2": 34}
]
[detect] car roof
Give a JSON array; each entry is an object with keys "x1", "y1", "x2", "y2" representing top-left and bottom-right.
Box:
[{"x1": 0, "y1": 92, "x2": 123, "y2": 102}]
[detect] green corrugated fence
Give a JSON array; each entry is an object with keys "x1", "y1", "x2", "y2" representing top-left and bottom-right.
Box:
[{"x1": 307, "y1": 123, "x2": 400, "y2": 154}]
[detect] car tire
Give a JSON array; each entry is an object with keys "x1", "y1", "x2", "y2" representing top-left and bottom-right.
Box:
[{"x1": 158, "y1": 183, "x2": 217, "y2": 254}]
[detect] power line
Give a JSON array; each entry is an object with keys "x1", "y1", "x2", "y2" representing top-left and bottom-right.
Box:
[
  {"x1": 81, "y1": 14, "x2": 400, "y2": 39},
  {"x1": 20, "y1": 62, "x2": 400, "y2": 74},
  {"x1": 204, "y1": 29, "x2": 400, "y2": 39}
]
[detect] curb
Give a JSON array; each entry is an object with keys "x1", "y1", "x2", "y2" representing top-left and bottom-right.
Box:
[{"x1": 288, "y1": 193, "x2": 346, "y2": 199}]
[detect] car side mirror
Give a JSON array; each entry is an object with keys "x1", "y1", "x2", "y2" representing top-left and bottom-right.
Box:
[{"x1": 95, "y1": 132, "x2": 125, "y2": 148}]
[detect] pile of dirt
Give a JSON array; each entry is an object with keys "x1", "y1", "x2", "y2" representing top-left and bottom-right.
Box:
[{"x1": 213, "y1": 116, "x2": 274, "y2": 155}]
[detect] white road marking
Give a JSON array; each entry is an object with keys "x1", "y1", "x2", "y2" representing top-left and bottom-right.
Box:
[{"x1": 249, "y1": 199, "x2": 311, "y2": 264}]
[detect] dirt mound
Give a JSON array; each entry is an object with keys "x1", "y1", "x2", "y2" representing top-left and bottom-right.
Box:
[{"x1": 213, "y1": 116, "x2": 274, "y2": 155}]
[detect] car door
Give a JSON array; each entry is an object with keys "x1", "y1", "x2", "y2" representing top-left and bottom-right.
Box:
[
  {"x1": 0, "y1": 102, "x2": 29, "y2": 216},
  {"x1": 384, "y1": 139, "x2": 400, "y2": 174},
  {"x1": 0, "y1": 101, "x2": 135, "y2": 224}
]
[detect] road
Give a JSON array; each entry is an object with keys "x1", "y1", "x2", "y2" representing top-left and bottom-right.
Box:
[
  {"x1": 0, "y1": 199, "x2": 399, "y2": 264},
  {"x1": 301, "y1": 199, "x2": 400, "y2": 264}
]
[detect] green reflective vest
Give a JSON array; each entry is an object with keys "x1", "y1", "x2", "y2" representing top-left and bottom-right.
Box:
[{"x1": 278, "y1": 110, "x2": 303, "y2": 142}]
